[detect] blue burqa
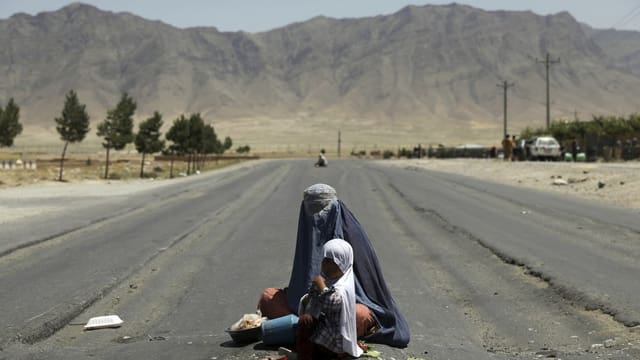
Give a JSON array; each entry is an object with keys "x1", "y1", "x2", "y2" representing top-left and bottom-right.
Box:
[{"x1": 286, "y1": 185, "x2": 410, "y2": 348}]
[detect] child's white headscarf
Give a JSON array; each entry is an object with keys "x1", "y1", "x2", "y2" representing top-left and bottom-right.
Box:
[{"x1": 323, "y1": 239, "x2": 363, "y2": 357}]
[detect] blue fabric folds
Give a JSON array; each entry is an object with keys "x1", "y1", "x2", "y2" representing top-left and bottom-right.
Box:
[{"x1": 286, "y1": 198, "x2": 410, "y2": 348}]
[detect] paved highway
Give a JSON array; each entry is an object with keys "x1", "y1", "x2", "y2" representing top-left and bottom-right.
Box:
[{"x1": 1, "y1": 159, "x2": 639, "y2": 359}]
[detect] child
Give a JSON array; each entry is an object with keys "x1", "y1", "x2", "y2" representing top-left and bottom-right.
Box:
[{"x1": 296, "y1": 239, "x2": 363, "y2": 359}]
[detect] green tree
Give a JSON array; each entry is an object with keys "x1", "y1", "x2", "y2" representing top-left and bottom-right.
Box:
[
  {"x1": 186, "y1": 113, "x2": 205, "y2": 174},
  {"x1": 602, "y1": 116, "x2": 630, "y2": 141},
  {"x1": 55, "y1": 90, "x2": 90, "y2": 181},
  {"x1": 628, "y1": 113, "x2": 640, "y2": 133},
  {"x1": 564, "y1": 119, "x2": 589, "y2": 151},
  {"x1": 236, "y1": 145, "x2": 251, "y2": 154},
  {"x1": 97, "y1": 93, "x2": 136, "y2": 179},
  {"x1": 166, "y1": 114, "x2": 190, "y2": 177},
  {"x1": 211, "y1": 134, "x2": 230, "y2": 157},
  {"x1": 0, "y1": 98, "x2": 22, "y2": 147},
  {"x1": 519, "y1": 126, "x2": 545, "y2": 140},
  {"x1": 135, "y1": 111, "x2": 165, "y2": 178},
  {"x1": 549, "y1": 120, "x2": 571, "y2": 143},
  {"x1": 162, "y1": 145, "x2": 179, "y2": 178},
  {"x1": 200, "y1": 124, "x2": 218, "y2": 168},
  {"x1": 223, "y1": 136, "x2": 233, "y2": 154}
]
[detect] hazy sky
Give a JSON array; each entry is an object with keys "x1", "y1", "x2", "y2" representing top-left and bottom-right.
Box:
[{"x1": 1, "y1": 1, "x2": 639, "y2": 32}]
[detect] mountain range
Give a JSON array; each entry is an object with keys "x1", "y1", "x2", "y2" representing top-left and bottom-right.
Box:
[{"x1": 1, "y1": 2, "x2": 640, "y2": 149}]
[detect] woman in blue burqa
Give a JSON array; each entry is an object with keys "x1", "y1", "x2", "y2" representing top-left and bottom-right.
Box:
[{"x1": 258, "y1": 183, "x2": 410, "y2": 348}]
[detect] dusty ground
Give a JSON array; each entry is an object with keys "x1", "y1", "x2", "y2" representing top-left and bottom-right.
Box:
[
  {"x1": 379, "y1": 158, "x2": 640, "y2": 210},
  {"x1": 0, "y1": 158, "x2": 256, "y2": 224}
]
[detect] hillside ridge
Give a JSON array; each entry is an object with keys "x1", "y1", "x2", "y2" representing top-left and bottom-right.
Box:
[{"x1": 1, "y1": 2, "x2": 639, "y2": 146}]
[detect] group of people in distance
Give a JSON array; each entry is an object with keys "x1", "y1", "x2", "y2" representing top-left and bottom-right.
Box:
[
  {"x1": 501, "y1": 134, "x2": 519, "y2": 161},
  {"x1": 258, "y1": 184, "x2": 410, "y2": 359}
]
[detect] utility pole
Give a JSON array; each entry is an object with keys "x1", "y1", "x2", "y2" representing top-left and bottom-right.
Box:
[
  {"x1": 337, "y1": 130, "x2": 341, "y2": 158},
  {"x1": 536, "y1": 52, "x2": 560, "y2": 129},
  {"x1": 497, "y1": 80, "x2": 515, "y2": 138}
]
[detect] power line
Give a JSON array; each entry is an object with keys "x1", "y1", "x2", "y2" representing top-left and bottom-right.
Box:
[
  {"x1": 619, "y1": 10, "x2": 640, "y2": 29},
  {"x1": 612, "y1": 4, "x2": 640, "y2": 29}
]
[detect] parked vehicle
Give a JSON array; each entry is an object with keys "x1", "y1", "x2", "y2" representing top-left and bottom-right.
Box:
[{"x1": 525, "y1": 136, "x2": 562, "y2": 161}]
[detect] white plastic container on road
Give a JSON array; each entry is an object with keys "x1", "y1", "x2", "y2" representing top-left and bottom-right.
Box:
[{"x1": 84, "y1": 315, "x2": 124, "y2": 330}]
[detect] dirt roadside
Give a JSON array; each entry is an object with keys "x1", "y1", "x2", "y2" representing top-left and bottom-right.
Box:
[
  {"x1": 377, "y1": 158, "x2": 640, "y2": 210},
  {"x1": 0, "y1": 159, "x2": 263, "y2": 224}
]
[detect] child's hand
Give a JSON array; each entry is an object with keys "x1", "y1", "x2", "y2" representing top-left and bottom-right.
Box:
[{"x1": 312, "y1": 275, "x2": 327, "y2": 291}]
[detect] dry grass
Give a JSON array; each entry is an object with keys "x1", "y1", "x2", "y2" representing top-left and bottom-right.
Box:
[
  {"x1": 0, "y1": 154, "x2": 242, "y2": 188},
  {"x1": 12, "y1": 119, "x2": 501, "y2": 159}
]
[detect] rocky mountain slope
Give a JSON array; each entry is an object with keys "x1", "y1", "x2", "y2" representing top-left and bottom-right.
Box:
[
  {"x1": 1, "y1": 3, "x2": 639, "y2": 147},
  {"x1": 588, "y1": 27, "x2": 640, "y2": 77}
]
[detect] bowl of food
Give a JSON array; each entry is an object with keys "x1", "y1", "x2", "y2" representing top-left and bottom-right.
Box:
[
  {"x1": 225, "y1": 325, "x2": 262, "y2": 343},
  {"x1": 226, "y1": 313, "x2": 266, "y2": 344}
]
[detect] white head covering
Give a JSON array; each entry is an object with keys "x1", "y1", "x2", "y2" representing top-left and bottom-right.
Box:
[{"x1": 323, "y1": 239, "x2": 364, "y2": 357}]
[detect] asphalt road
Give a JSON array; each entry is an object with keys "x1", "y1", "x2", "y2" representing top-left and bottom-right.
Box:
[{"x1": 1, "y1": 159, "x2": 639, "y2": 359}]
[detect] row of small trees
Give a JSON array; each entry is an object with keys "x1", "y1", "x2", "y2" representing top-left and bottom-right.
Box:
[
  {"x1": 2, "y1": 91, "x2": 240, "y2": 181},
  {"x1": 164, "y1": 112, "x2": 233, "y2": 178},
  {"x1": 521, "y1": 114, "x2": 640, "y2": 145}
]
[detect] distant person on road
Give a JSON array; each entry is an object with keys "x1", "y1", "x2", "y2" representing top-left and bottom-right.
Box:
[
  {"x1": 315, "y1": 150, "x2": 327, "y2": 167},
  {"x1": 501, "y1": 134, "x2": 513, "y2": 162},
  {"x1": 511, "y1": 135, "x2": 518, "y2": 161},
  {"x1": 296, "y1": 239, "x2": 363, "y2": 359},
  {"x1": 257, "y1": 183, "x2": 410, "y2": 348}
]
